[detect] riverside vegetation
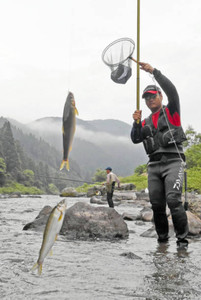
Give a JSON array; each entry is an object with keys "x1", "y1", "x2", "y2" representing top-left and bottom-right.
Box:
[{"x1": 0, "y1": 119, "x2": 201, "y2": 195}]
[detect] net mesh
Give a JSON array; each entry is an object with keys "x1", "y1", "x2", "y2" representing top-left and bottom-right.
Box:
[{"x1": 102, "y1": 38, "x2": 135, "y2": 84}]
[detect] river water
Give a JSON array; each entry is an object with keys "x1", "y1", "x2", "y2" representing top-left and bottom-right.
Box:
[{"x1": 1, "y1": 195, "x2": 201, "y2": 300}]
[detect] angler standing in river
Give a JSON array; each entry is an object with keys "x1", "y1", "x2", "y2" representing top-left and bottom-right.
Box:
[
  {"x1": 131, "y1": 62, "x2": 189, "y2": 249},
  {"x1": 104, "y1": 167, "x2": 120, "y2": 208}
]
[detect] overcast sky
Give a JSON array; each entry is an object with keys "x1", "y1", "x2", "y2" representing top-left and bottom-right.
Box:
[{"x1": 1, "y1": 0, "x2": 201, "y2": 132}]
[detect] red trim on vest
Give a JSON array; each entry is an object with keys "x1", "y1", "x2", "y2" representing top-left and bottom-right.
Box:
[
  {"x1": 143, "y1": 107, "x2": 181, "y2": 129},
  {"x1": 165, "y1": 107, "x2": 181, "y2": 126},
  {"x1": 142, "y1": 120, "x2": 146, "y2": 127}
]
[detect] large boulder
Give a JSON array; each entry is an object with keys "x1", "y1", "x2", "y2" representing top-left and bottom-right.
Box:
[
  {"x1": 23, "y1": 202, "x2": 129, "y2": 240},
  {"x1": 61, "y1": 202, "x2": 128, "y2": 239}
]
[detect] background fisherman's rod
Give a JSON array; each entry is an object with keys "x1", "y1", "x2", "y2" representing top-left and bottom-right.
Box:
[{"x1": 36, "y1": 175, "x2": 94, "y2": 185}]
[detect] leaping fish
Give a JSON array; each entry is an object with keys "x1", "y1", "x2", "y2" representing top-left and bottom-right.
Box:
[
  {"x1": 60, "y1": 91, "x2": 78, "y2": 171},
  {"x1": 32, "y1": 199, "x2": 67, "y2": 275}
]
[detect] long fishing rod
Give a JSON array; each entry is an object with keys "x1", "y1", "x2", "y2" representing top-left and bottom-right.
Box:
[
  {"x1": 36, "y1": 175, "x2": 94, "y2": 185},
  {"x1": 136, "y1": 0, "x2": 140, "y2": 113}
]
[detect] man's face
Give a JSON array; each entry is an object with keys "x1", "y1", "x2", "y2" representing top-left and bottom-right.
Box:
[{"x1": 145, "y1": 93, "x2": 163, "y2": 113}]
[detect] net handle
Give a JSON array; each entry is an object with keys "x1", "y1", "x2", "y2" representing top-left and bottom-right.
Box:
[{"x1": 129, "y1": 57, "x2": 139, "y2": 64}]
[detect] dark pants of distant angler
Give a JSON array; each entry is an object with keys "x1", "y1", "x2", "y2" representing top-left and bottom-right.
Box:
[{"x1": 107, "y1": 182, "x2": 115, "y2": 208}]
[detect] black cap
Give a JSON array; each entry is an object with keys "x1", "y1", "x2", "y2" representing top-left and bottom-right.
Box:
[
  {"x1": 105, "y1": 167, "x2": 112, "y2": 171},
  {"x1": 142, "y1": 85, "x2": 161, "y2": 98}
]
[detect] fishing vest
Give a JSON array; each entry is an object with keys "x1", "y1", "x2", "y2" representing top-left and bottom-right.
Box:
[{"x1": 141, "y1": 107, "x2": 187, "y2": 155}]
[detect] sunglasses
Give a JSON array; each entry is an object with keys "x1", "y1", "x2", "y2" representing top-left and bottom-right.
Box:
[{"x1": 144, "y1": 94, "x2": 158, "y2": 101}]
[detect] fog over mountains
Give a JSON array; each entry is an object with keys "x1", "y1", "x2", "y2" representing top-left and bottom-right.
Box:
[
  {"x1": 26, "y1": 117, "x2": 147, "y2": 177},
  {"x1": 6, "y1": 116, "x2": 147, "y2": 179}
]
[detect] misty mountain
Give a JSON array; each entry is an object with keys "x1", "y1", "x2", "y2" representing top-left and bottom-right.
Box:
[
  {"x1": 25, "y1": 117, "x2": 147, "y2": 178},
  {"x1": 0, "y1": 117, "x2": 83, "y2": 185},
  {"x1": 1, "y1": 116, "x2": 147, "y2": 179}
]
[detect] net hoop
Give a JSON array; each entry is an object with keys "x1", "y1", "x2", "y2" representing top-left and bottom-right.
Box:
[{"x1": 102, "y1": 37, "x2": 135, "y2": 68}]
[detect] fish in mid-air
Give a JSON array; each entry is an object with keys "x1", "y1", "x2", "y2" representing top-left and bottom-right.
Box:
[
  {"x1": 32, "y1": 199, "x2": 67, "y2": 275},
  {"x1": 60, "y1": 91, "x2": 78, "y2": 171}
]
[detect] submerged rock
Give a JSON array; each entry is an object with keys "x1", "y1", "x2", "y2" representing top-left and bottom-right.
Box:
[{"x1": 120, "y1": 252, "x2": 142, "y2": 260}]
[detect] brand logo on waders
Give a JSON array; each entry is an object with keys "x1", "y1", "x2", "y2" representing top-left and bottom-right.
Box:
[{"x1": 173, "y1": 164, "x2": 184, "y2": 190}]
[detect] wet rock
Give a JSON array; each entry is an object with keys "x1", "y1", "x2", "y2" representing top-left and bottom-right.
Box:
[
  {"x1": 87, "y1": 185, "x2": 106, "y2": 197},
  {"x1": 9, "y1": 192, "x2": 21, "y2": 198},
  {"x1": 122, "y1": 212, "x2": 138, "y2": 221},
  {"x1": 90, "y1": 191, "x2": 137, "y2": 205},
  {"x1": 87, "y1": 184, "x2": 136, "y2": 198},
  {"x1": 113, "y1": 191, "x2": 137, "y2": 201},
  {"x1": 184, "y1": 211, "x2": 201, "y2": 235},
  {"x1": 140, "y1": 226, "x2": 157, "y2": 238},
  {"x1": 135, "y1": 191, "x2": 150, "y2": 201},
  {"x1": 61, "y1": 202, "x2": 129, "y2": 240},
  {"x1": 140, "y1": 207, "x2": 153, "y2": 222},
  {"x1": 60, "y1": 187, "x2": 79, "y2": 197},
  {"x1": 23, "y1": 202, "x2": 129, "y2": 240},
  {"x1": 35, "y1": 205, "x2": 52, "y2": 219},
  {"x1": 90, "y1": 196, "x2": 106, "y2": 205},
  {"x1": 23, "y1": 205, "x2": 52, "y2": 231},
  {"x1": 140, "y1": 210, "x2": 201, "y2": 238},
  {"x1": 118, "y1": 183, "x2": 136, "y2": 190},
  {"x1": 120, "y1": 252, "x2": 142, "y2": 260},
  {"x1": 135, "y1": 220, "x2": 145, "y2": 226}
]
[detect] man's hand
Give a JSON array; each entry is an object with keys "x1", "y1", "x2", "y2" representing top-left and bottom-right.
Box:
[
  {"x1": 133, "y1": 110, "x2": 142, "y2": 122},
  {"x1": 139, "y1": 62, "x2": 154, "y2": 74}
]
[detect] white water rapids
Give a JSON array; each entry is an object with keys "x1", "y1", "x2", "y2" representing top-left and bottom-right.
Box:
[{"x1": 1, "y1": 195, "x2": 201, "y2": 299}]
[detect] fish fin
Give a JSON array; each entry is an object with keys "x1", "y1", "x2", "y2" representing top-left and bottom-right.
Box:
[
  {"x1": 60, "y1": 161, "x2": 65, "y2": 170},
  {"x1": 66, "y1": 160, "x2": 70, "y2": 171},
  {"x1": 38, "y1": 263, "x2": 43, "y2": 275},
  {"x1": 58, "y1": 212, "x2": 63, "y2": 221},
  {"x1": 62, "y1": 126, "x2": 64, "y2": 134},
  {"x1": 31, "y1": 262, "x2": 42, "y2": 275},
  {"x1": 75, "y1": 107, "x2": 79, "y2": 115},
  {"x1": 60, "y1": 160, "x2": 69, "y2": 171},
  {"x1": 31, "y1": 262, "x2": 38, "y2": 271}
]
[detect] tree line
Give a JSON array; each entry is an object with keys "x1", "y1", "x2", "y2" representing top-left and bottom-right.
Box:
[
  {"x1": 0, "y1": 120, "x2": 200, "y2": 194},
  {"x1": 0, "y1": 120, "x2": 83, "y2": 194}
]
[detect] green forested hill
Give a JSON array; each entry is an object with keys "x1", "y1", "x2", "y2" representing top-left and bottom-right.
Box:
[{"x1": 0, "y1": 118, "x2": 84, "y2": 194}]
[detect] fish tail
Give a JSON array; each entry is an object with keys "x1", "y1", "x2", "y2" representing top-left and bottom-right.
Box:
[
  {"x1": 38, "y1": 263, "x2": 43, "y2": 275},
  {"x1": 60, "y1": 160, "x2": 65, "y2": 170},
  {"x1": 75, "y1": 107, "x2": 79, "y2": 115},
  {"x1": 66, "y1": 160, "x2": 70, "y2": 171},
  {"x1": 31, "y1": 262, "x2": 43, "y2": 275},
  {"x1": 60, "y1": 160, "x2": 69, "y2": 171}
]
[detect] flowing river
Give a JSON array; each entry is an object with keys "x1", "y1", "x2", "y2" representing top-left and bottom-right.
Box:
[{"x1": 1, "y1": 195, "x2": 201, "y2": 300}]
